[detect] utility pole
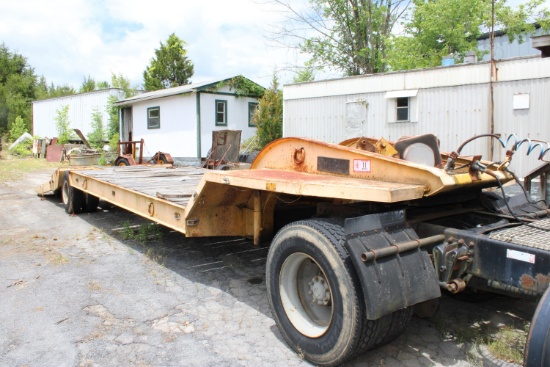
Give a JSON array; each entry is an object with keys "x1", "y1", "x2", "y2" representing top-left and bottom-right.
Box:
[{"x1": 489, "y1": 0, "x2": 496, "y2": 161}]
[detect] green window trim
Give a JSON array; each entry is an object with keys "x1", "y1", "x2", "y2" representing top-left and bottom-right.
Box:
[
  {"x1": 215, "y1": 99, "x2": 228, "y2": 126},
  {"x1": 248, "y1": 102, "x2": 259, "y2": 127},
  {"x1": 147, "y1": 106, "x2": 160, "y2": 129}
]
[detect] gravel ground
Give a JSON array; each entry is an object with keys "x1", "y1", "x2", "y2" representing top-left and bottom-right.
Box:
[{"x1": 0, "y1": 169, "x2": 538, "y2": 367}]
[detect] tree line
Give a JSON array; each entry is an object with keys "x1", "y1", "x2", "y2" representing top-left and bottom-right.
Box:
[{"x1": 2, "y1": 0, "x2": 547, "y2": 152}]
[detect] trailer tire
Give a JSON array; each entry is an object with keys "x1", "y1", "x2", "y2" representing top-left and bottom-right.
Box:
[
  {"x1": 376, "y1": 307, "x2": 413, "y2": 347},
  {"x1": 266, "y1": 219, "x2": 382, "y2": 367},
  {"x1": 61, "y1": 172, "x2": 84, "y2": 214},
  {"x1": 84, "y1": 194, "x2": 99, "y2": 213},
  {"x1": 115, "y1": 157, "x2": 130, "y2": 166},
  {"x1": 524, "y1": 286, "x2": 550, "y2": 367}
]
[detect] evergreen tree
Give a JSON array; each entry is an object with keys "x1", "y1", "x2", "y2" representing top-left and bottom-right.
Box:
[
  {"x1": 143, "y1": 33, "x2": 194, "y2": 91},
  {"x1": 0, "y1": 43, "x2": 38, "y2": 134}
]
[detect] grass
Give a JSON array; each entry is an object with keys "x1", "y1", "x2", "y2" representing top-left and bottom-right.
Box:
[
  {"x1": 0, "y1": 151, "x2": 62, "y2": 183},
  {"x1": 486, "y1": 324, "x2": 527, "y2": 364},
  {"x1": 433, "y1": 309, "x2": 528, "y2": 365},
  {"x1": 120, "y1": 220, "x2": 166, "y2": 264}
]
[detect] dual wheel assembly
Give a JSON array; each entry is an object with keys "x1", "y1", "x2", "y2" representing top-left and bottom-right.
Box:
[
  {"x1": 61, "y1": 172, "x2": 99, "y2": 214},
  {"x1": 266, "y1": 219, "x2": 412, "y2": 366}
]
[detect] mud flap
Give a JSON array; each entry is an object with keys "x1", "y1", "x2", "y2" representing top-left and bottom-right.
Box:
[{"x1": 344, "y1": 210, "x2": 441, "y2": 320}]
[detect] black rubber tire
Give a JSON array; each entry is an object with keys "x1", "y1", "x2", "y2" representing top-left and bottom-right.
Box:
[
  {"x1": 84, "y1": 193, "x2": 100, "y2": 213},
  {"x1": 375, "y1": 307, "x2": 414, "y2": 347},
  {"x1": 115, "y1": 157, "x2": 130, "y2": 166},
  {"x1": 266, "y1": 219, "x2": 383, "y2": 367},
  {"x1": 524, "y1": 286, "x2": 550, "y2": 367},
  {"x1": 61, "y1": 171, "x2": 85, "y2": 214}
]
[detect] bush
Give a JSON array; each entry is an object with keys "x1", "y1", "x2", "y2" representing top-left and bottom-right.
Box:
[
  {"x1": 87, "y1": 108, "x2": 105, "y2": 149},
  {"x1": 252, "y1": 73, "x2": 283, "y2": 149},
  {"x1": 55, "y1": 105, "x2": 74, "y2": 144},
  {"x1": 9, "y1": 116, "x2": 28, "y2": 142},
  {"x1": 9, "y1": 137, "x2": 32, "y2": 157}
]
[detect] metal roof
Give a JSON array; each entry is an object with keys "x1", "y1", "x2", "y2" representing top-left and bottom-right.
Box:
[{"x1": 114, "y1": 76, "x2": 250, "y2": 107}]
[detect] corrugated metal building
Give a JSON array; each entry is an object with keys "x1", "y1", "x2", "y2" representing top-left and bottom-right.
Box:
[
  {"x1": 478, "y1": 27, "x2": 546, "y2": 61},
  {"x1": 283, "y1": 56, "x2": 550, "y2": 178},
  {"x1": 33, "y1": 89, "x2": 125, "y2": 139}
]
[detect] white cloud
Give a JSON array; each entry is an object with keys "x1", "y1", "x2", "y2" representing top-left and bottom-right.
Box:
[{"x1": 0, "y1": 0, "x2": 308, "y2": 90}]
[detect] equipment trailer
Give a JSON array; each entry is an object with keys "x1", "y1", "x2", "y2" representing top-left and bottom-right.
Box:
[{"x1": 38, "y1": 134, "x2": 550, "y2": 366}]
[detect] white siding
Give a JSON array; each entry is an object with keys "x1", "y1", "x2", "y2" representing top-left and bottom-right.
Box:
[
  {"x1": 283, "y1": 57, "x2": 550, "y2": 177},
  {"x1": 129, "y1": 88, "x2": 259, "y2": 159},
  {"x1": 32, "y1": 89, "x2": 124, "y2": 139},
  {"x1": 199, "y1": 92, "x2": 258, "y2": 157},
  {"x1": 132, "y1": 94, "x2": 197, "y2": 158}
]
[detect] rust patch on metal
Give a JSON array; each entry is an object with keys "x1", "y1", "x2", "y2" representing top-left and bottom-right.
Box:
[
  {"x1": 536, "y1": 274, "x2": 550, "y2": 289},
  {"x1": 521, "y1": 273, "x2": 550, "y2": 293},
  {"x1": 521, "y1": 274, "x2": 537, "y2": 290}
]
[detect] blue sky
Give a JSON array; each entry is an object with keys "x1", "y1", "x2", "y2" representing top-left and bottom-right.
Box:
[
  {"x1": 0, "y1": 0, "x2": 542, "y2": 91},
  {"x1": 0, "y1": 0, "x2": 310, "y2": 90}
]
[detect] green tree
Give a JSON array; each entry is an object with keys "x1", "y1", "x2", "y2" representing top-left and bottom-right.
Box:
[
  {"x1": 292, "y1": 60, "x2": 317, "y2": 83},
  {"x1": 252, "y1": 74, "x2": 283, "y2": 149},
  {"x1": 9, "y1": 115, "x2": 27, "y2": 142},
  {"x1": 0, "y1": 43, "x2": 38, "y2": 134},
  {"x1": 87, "y1": 108, "x2": 104, "y2": 149},
  {"x1": 80, "y1": 75, "x2": 96, "y2": 93},
  {"x1": 97, "y1": 80, "x2": 110, "y2": 89},
  {"x1": 143, "y1": 33, "x2": 194, "y2": 91},
  {"x1": 34, "y1": 76, "x2": 76, "y2": 100},
  {"x1": 106, "y1": 73, "x2": 139, "y2": 139},
  {"x1": 386, "y1": 0, "x2": 550, "y2": 71},
  {"x1": 270, "y1": 0, "x2": 407, "y2": 76},
  {"x1": 55, "y1": 104, "x2": 73, "y2": 144}
]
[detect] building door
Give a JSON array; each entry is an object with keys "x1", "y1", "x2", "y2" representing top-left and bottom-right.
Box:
[{"x1": 121, "y1": 107, "x2": 133, "y2": 143}]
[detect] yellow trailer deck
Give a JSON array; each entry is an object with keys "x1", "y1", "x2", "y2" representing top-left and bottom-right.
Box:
[
  {"x1": 38, "y1": 135, "x2": 550, "y2": 367},
  {"x1": 37, "y1": 136, "x2": 513, "y2": 246}
]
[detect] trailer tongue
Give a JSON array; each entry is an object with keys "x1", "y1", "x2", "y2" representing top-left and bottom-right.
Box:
[{"x1": 38, "y1": 134, "x2": 550, "y2": 366}]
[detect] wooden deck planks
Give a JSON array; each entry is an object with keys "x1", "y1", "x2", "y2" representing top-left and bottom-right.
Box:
[{"x1": 75, "y1": 166, "x2": 206, "y2": 207}]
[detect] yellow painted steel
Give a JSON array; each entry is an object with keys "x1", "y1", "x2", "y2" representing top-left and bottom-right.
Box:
[
  {"x1": 69, "y1": 171, "x2": 187, "y2": 234},
  {"x1": 37, "y1": 136, "x2": 515, "y2": 241},
  {"x1": 250, "y1": 137, "x2": 513, "y2": 196}
]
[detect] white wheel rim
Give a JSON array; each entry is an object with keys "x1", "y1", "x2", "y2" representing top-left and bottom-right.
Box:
[{"x1": 279, "y1": 252, "x2": 333, "y2": 338}]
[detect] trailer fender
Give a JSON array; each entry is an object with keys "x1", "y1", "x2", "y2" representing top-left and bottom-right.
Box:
[
  {"x1": 344, "y1": 210, "x2": 441, "y2": 320},
  {"x1": 524, "y1": 286, "x2": 550, "y2": 367}
]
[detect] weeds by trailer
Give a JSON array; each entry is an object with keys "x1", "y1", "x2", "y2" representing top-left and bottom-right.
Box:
[{"x1": 38, "y1": 133, "x2": 550, "y2": 366}]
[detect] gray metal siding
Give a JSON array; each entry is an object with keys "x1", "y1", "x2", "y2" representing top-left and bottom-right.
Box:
[
  {"x1": 283, "y1": 58, "x2": 550, "y2": 177},
  {"x1": 494, "y1": 77, "x2": 550, "y2": 176}
]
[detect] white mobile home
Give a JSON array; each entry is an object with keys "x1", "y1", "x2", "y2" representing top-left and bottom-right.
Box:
[
  {"x1": 32, "y1": 89, "x2": 125, "y2": 139},
  {"x1": 114, "y1": 77, "x2": 263, "y2": 164},
  {"x1": 283, "y1": 56, "x2": 550, "y2": 177}
]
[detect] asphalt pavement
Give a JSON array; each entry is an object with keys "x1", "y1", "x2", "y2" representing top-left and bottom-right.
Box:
[{"x1": 0, "y1": 169, "x2": 536, "y2": 367}]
